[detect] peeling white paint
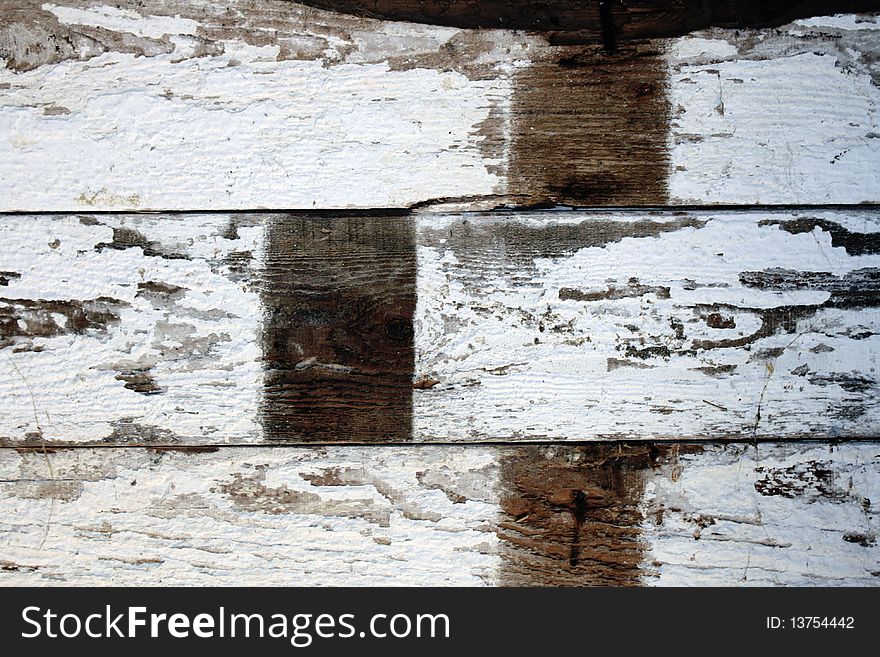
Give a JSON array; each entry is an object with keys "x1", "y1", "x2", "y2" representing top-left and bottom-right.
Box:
[
  {"x1": 668, "y1": 37, "x2": 739, "y2": 61},
  {"x1": 1, "y1": 4, "x2": 878, "y2": 209},
  {"x1": 0, "y1": 214, "x2": 264, "y2": 443},
  {"x1": 1, "y1": 210, "x2": 877, "y2": 444},
  {"x1": 0, "y1": 50, "x2": 506, "y2": 209},
  {"x1": 42, "y1": 4, "x2": 200, "y2": 39},
  {"x1": 793, "y1": 14, "x2": 880, "y2": 31},
  {"x1": 414, "y1": 210, "x2": 880, "y2": 440},
  {"x1": 0, "y1": 444, "x2": 875, "y2": 585},
  {"x1": 0, "y1": 447, "x2": 500, "y2": 585},
  {"x1": 644, "y1": 443, "x2": 880, "y2": 585},
  {"x1": 667, "y1": 46, "x2": 880, "y2": 204}
]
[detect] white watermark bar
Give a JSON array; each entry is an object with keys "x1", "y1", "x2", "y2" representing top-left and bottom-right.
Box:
[{"x1": 1, "y1": 588, "x2": 873, "y2": 654}]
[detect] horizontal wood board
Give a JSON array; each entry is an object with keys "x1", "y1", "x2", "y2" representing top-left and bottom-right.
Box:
[
  {"x1": 1, "y1": 209, "x2": 879, "y2": 444},
  {"x1": 1, "y1": 3, "x2": 879, "y2": 209},
  {"x1": 0, "y1": 443, "x2": 877, "y2": 585}
]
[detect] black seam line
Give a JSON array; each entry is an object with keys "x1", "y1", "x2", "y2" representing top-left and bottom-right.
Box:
[
  {"x1": 598, "y1": 0, "x2": 617, "y2": 53},
  {"x1": 1, "y1": 204, "x2": 880, "y2": 217},
  {"x1": 3, "y1": 436, "x2": 880, "y2": 449}
]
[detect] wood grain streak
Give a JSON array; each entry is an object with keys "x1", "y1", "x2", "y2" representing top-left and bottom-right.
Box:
[
  {"x1": 498, "y1": 445, "x2": 695, "y2": 586},
  {"x1": 509, "y1": 43, "x2": 669, "y2": 205}
]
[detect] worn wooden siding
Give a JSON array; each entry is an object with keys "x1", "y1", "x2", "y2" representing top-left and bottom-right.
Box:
[
  {"x1": 1, "y1": 209, "x2": 879, "y2": 445},
  {"x1": 0, "y1": 443, "x2": 876, "y2": 586},
  {"x1": 2, "y1": 3, "x2": 879, "y2": 587},
  {"x1": 1, "y1": 2, "x2": 879, "y2": 209},
  {"x1": 415, "y1": 209, "x2": 880, "y2": 440}
]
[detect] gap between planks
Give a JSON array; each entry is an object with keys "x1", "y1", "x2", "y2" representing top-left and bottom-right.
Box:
[
  {"x1": 3, "y1": 204, "x2": 880, "y2": 217},
  {"x1": 6, "y1": 438, "x2": 880, "y2": 451}
]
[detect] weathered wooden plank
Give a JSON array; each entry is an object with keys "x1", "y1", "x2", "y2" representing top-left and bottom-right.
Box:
[
  {"x1": 509, "y1": 43, "x2": 670, "y2": 205},
  {"x1": 0, "y1": 213, "x2": 264, "y2": 444},
  {"x1": 1, "y1": 209, "x2": 879, "y2": 444},
  {"x1": 0, "y1": 443, "x2": 876, "y2": 585},
  {"x1": 1, "y1": 2, "x2": 879, "y2": 209}
]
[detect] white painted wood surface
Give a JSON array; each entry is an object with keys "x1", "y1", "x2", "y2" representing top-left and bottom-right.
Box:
[
  {"x1": 2, "y1": 2, "x2": 879, "y2": 588},
  {"x1": 668, "y1": 16, "x2": 880, "y2": 204},
  {"x1": 0, "y1": 213, "x2": 264, "y2": 444},
  {"x1": 415, "y1": 209, "x2": 880, "y2": 440},
  {"x1": 0, "y1": 443, "x2": 876, "y2": 585},
  {"x1": 1, "y1": 3, "x2": 878, "y2": 209},
  {"x1": 643, "y1": 442, "x2": 880, "y2": 585},
  {"x1": 1, "y1": 210, "x2": 878, "y2": 444}
]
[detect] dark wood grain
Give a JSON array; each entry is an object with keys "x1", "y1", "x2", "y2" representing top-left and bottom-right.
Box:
[
  {"x1": 497, "y1": 444, "x2": 697, "y2": 586},
  {"x1": 509, "y1": 43, "x2": 669, "y2": 206},
  {"x1": 293, "y1": 1, "x2": 880, "y2": 41},
  {"x1": 261, "y1": 214, "x2": 417, "y2": 442}
]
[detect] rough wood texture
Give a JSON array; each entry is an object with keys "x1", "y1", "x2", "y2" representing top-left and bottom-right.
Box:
[
  {"x1": 1, "y1": 3, "x2": 879, "y2": 208},
  {"x1": 1, "y1": 209, "x2": 879, "y2": 444},
  {"x1": 0, "y1": 213, "x2": 264, "y2": 444},
  {"x1": 2, "y1": 3, "x2": 879, "y2": 589},
  {"x1": 0, "y1": 443, "x2": 876, "y2": 585},
  {"x1": 509, "y1": 43, "x2": 670, "y2": 206},
  {"x1": 261, "y1": 215, "x2": 416, "y2": 442}
]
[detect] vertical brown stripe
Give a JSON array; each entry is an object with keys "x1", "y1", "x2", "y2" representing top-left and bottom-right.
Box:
[
  {"x1": 509, "y1": 42, "x2": 670, "y2": 206},
  {"x1": 497, "y1": 444, "x2": 697, "y2": 586},
  {"x1": 260, "y1": 214, "x2": 416, "y2": 442}
]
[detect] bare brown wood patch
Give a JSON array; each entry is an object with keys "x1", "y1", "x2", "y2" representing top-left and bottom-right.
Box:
[
  {"x1": 419, "y1": 214, "x2": 704, "y2": 262},
  {"x1": 496, "y1": 444, "x2": 698, "y2": 586},
  {"x1": 760, "y1": 217, "x2": 880, "y2": 257},
  {"x1": 260, "y1": 214, "x2": 417, "y2": 442},
  {"x1": 0, "y1": 297, "x2": 126, "y2": 349},
  {"x1": 509, "y1": 43, "x2": 670, "y2": 206}
]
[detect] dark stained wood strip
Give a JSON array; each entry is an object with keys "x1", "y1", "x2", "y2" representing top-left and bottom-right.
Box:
[
  {"x1": 509, "y1": 42, "x2": 669, "y2": 206},
  {"x1": 497, "y1": 444, "x2": 695, "y2": 586},
  {"x1": 261, "y1": 214, "x2": 417, "y2": 442},
  {"x1": 292, "y1": 1, "x2": 880, "y2": 40}
]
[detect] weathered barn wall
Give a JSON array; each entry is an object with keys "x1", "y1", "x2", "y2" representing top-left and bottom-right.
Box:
[{"x1": 1, "y1": 2, "x2": 878, "y2": 585}]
